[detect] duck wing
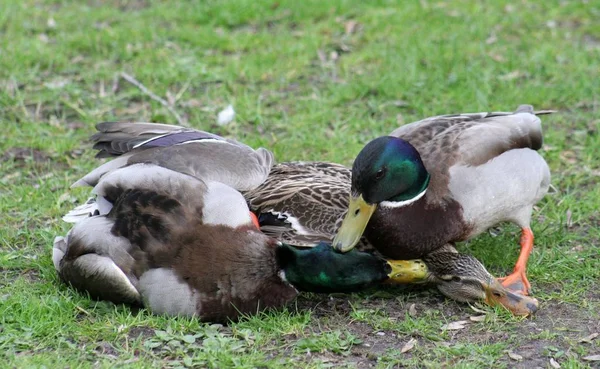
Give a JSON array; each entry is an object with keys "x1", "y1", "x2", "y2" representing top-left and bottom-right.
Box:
[
  {"x1": 389, "y1": 104, "x2": 553, "y2": 205},
  {"x1": 73, "y1": 122, "x2": 274, "y2": 192},
  {"x1": 244, "y1": 162, "x2": 352, "y2": 246}
]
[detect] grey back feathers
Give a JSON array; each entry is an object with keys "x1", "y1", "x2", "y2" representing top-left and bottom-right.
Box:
[{"x1": 389, "y1": 105, "x2": 550, "y2": 206}]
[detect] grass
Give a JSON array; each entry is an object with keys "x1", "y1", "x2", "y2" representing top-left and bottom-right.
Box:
[{"x1": 1, "y1": 0, "x2": 599, "y2": 367}]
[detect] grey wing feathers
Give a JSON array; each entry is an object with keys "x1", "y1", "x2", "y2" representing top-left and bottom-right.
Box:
[
  {"x1": 72, "y1": 122, "x2": 275, "y2": 192},
  {"x1": 92, "y1": 122, "x2": 191, "y2": 158},
  {"x1": 389, "y1": 104, "x2": 552, "y2": 205}
]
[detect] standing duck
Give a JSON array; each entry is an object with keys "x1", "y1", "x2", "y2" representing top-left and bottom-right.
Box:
[
  {"x1": 53, "y1": 132, "x2": 409, "y2": 321},
  {"x1": 332, "y1": 105, "x2": 552, "y2": 296}
]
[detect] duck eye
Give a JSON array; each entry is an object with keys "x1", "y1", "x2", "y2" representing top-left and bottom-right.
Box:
[
  {"x1": 374, "y1": 168, "x2": 386, "y2": 180},
  {"x1": 451, "y1": 276, "x2": 461, "y2": 282},
  {"x1": 492, "y1": 291, "x2": 503, "y2": 298}
]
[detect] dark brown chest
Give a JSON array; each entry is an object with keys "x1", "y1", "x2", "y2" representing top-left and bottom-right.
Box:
[{"x1": 365, "y1": 197, "x2": 471, "y2": 259}]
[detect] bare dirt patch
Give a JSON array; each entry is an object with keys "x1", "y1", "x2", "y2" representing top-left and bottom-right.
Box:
[{"x1": 289, "y1": 285, "x2": 600, "y2": 368}]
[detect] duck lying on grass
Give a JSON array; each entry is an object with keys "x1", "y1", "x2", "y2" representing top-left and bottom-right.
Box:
[{"x1": 53, "y1": 135, "x2": 410, "y2": 322}]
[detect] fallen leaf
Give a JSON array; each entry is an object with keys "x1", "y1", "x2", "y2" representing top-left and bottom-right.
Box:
[
  {"x1": 408, "y1": 304, "x2": 418, "y2": 317},
  {"x1": 44, "y1": 78, "x2": 70, "y2": 90},
  {"x1": 579, "y1": 333, "x2": 599, "y2": 343},
  {"x1": 217, "y1": 104, "x2": 235, "y2": 126},
  {"x1": 570, "y1": 244, "x2": 585, "y2": 252},
  {"x1": 469, "y1": 315, "x2": 486, "y2": 322},
  {"x1": 488, "y1": 52, "x2": 506, "y2": 62},
  {"x1": 583, "y1": 354, "x2": 600, "y2": 361},
  {"x1": 441, "y1": 320, "x2": 468, "y2": 330},
  {"x1": 469, "y1": 305, "x2": 488, "y2": 314},
  {"x1": 498, "y1": 70, "x2": 524, "y2": 81},
  {"x1": 559, "y1": 150, "x2": 577, "y2": 164},
  {"x1": 508, "y1": 351, "x2": 523, "y2": 361},
  {"x1": 486, "y1": 32, "x2": 497, "y2": 44},
  {"x1": 550, "y1": 357, "x2": 560, "y2": 368},
  {"x1": 400, "y1": 338, "x2": 416, "y2": 353},
  {"x1": 344, "y1": 20, "x2": 359, "y2": 35},
  {"x1": 317, "y1": 49, "x2": 327, "y2": 64},
  {"x1": 566, "y1": 209, "x2": 573, "y2": 228}
]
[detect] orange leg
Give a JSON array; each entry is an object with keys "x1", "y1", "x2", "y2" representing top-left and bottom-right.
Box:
[
  {"x1": 249, "y1": 211, "x2": 261, "y2": 229},
  {"x1": 498, "y1": 227, "x2": 534, "y2": 295}
]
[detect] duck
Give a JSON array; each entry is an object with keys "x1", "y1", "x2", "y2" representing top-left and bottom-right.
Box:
[
  {"x1": 244, "y1": 163, "x2": 538, "y2": 316},
  {"x1": 62, "y1": 119, "x2": 540, "y2": 316},
  {"x1": 332, "y1": 104, "x2": 553, "y2": 297},
  {"x1": 53, "y1": 132, "x2": 409, "y2": 322}
]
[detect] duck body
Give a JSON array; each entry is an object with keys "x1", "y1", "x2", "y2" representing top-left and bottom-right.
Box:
[
  {"x1": 333, "y1": 104, "x2": 552, "y2": 296},
  {"x1": 243, "y1": 161, "x2": 356, "y2": 248},
  {"x1": 55, "y1": 129, "x2": 396, "y2": 321},
  {"x1": 365, "y1": 147, "x2": 550, "y2": 259}
]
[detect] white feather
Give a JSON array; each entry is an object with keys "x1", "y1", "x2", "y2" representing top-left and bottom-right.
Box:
[
  {"x1": 217, "y1": 104, "x2": 235, "y2": 126},
  {"x1": 138, "y1": 268, "x2": 198, "y2": 317},
  {"x1": 202, "y1": 181, "x2": 252, "y2": 228}
]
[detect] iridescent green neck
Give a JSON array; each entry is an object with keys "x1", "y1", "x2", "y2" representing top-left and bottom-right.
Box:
[
  {"x1": 352, "y1": 136, "x2": 430, "y2": 204},
  {"x1": 276, "y1": 243, "x2": 390, "y2": 293},
  {"x1": 388, "y1": 170, "x2": 430, "y2": 202}
]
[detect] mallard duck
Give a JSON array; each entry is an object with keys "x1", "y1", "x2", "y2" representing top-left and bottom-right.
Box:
[
  {"x1": 64, "y1": 120, "x2": 540, "y2": 316},
  {"x1": 332, "y1": 104, "x2": 552, "y2": 297},
  {"x1": 245, "y1": 163, "x2": 538, "y2": 316},
  {"x1": 54, "y1": 134, "x2": 410, "y2": 321}
]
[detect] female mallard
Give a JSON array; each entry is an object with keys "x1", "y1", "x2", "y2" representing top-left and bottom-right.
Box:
[
  {"x1": 332, "y1": 105, "x2": 552, "y2": 297},
  {"x1": 53, "y1": 133, "x2": 405, "y2": 322},
  {"x1": 63, "y1": 120, "x2": 540, "y2": 316}
]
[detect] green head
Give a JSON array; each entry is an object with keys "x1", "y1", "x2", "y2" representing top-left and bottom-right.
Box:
[
  {"x1": 276, "y1": 242, "x2": 391, "y2": 293},
  {"x1": 333, "y1": 136, "x2": 430, "y2": 252}
]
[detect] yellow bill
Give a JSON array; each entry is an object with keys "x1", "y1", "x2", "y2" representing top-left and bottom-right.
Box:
[
  {"x1": 332, "y1": 194, "x2": 377, "y2": 253},
  {"x1": 385, "y1": 259, "x2": 429, "y2": 283}
]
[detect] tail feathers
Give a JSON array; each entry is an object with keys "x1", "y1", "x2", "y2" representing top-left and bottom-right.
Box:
[
  {"x1": 515, "y1": 104, "x2": 534, "y2": 114},
  {"x1": 515, "y1": 104, "x2": 556, "y2": 116},
  {"x1": 62, "y1": 197, "x2": 99, "y2": 223}
]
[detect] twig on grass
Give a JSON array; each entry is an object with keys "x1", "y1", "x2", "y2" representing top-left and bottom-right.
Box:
[
  {"x1": 119, "y1": 72, "x2": 186, "y2": 126},
  {"x1": 75, "y1": 305, "x2": 91, "y2": 316}
]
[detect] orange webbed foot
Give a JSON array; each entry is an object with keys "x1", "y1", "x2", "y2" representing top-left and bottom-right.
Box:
[
  {"x1": 498, "y1": 227, "x2": 534, "y2": 295},
  {"x1": 498, "y1": 271, "x2": 531, "y2": 296}
]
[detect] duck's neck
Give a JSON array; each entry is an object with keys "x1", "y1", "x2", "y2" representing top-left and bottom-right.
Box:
[
  {"x1": 275, "y1": 242, "x2": 390, "y2": 293},
  {"x1": 385, "y1": 172, "x2": 430, "y2": 205}
]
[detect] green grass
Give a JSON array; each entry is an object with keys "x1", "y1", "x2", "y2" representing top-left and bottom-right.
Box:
[{"x1": 1, "y1": 0, "x2": 599, "y2": 367}]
